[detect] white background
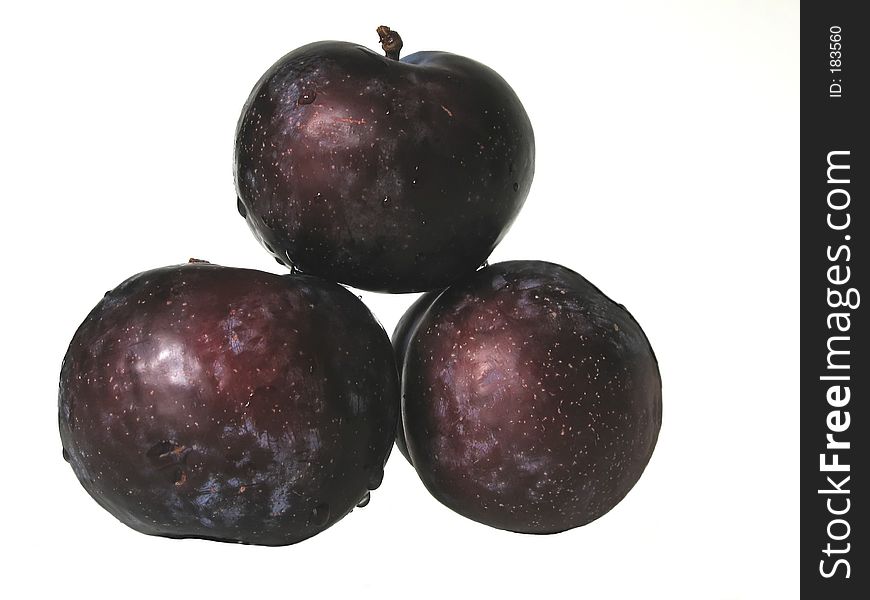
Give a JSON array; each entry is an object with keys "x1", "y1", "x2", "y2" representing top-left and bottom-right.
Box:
[{"x1": 2, "y1": 1, "x2": 798, "y2": 598}]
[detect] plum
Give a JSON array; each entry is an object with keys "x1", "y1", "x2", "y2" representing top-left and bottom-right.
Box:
[
  {"x1": 234, "y1": 26, "x2": 535, "y2": 292},
  {"x1": 400, "y1": 261, "x2": 662, "y2": 533},
  {"x1": 59, "y1": 261, "x2": 398, "y2": 545}
]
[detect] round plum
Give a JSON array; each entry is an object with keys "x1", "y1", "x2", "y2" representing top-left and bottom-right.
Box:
[
  {"x1": 59, "y1": 261, "x2": 398, "y2": 545},
  {"x1": 401, "y1": 261, "x2": 662, "y2": 533},
  {"x1": 234, "y1": 27, "x2": 535, "y2": 292}
]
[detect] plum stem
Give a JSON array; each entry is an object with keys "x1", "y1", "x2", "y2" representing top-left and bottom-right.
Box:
[{"x1": 377, "y1": 26, "x2": 403, "y2": 60}]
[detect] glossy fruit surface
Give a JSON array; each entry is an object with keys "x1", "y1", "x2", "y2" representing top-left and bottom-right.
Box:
[
  {"x1": 401, "y1": 261, "x2": 662, "y2": 533},
  {"x1": 59, "y1": 262, "x2": 398, "y2": 545},
  {"x1": 234, "y1": 27, "x2": 535, "y2": 292},
  {"x1": 390, "y1": 289, "x2": 441, "y2": 461}
]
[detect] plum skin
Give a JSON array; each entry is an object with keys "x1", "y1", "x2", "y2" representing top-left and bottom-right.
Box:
[
  {"x1": 234, "y1": 39, "x2": 535, "y2": 293},
  {"x1": 59, "y1": 262, "x2": 398, "y2": 546},
  {"x1": 390, "y1": 289, "x2": 442, "y2": 462},
  {"x1": 401, "y1": 261, "x2": 662, "y2": 534}
]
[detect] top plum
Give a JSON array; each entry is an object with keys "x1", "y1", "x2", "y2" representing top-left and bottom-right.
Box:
[{"x1": 234, "y1": 27, "x2": 535, "y2": 292}]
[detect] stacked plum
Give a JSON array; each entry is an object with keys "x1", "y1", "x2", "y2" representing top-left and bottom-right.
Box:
[{"x1": 59, "y1": 27, "x2": 661, "y2": 545}]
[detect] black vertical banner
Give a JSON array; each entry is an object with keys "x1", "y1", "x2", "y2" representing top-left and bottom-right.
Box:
[{"x1": 802, "y1": 3, "x2": 868, "y2": 597}]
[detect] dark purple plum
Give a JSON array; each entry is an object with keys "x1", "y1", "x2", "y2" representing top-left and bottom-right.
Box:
[
  {"x1": 402, "y1": 261, "x2": 662, "y2": 534},
  {"x1": 59, "y1": 261, "x2": 398, "y2": 545},
  {"x1": 234, "y1": 27, "x2": 535, "y2": 292},
  {"x1": 390, "y1": 289, "x2": 442, "y2": 462}
]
